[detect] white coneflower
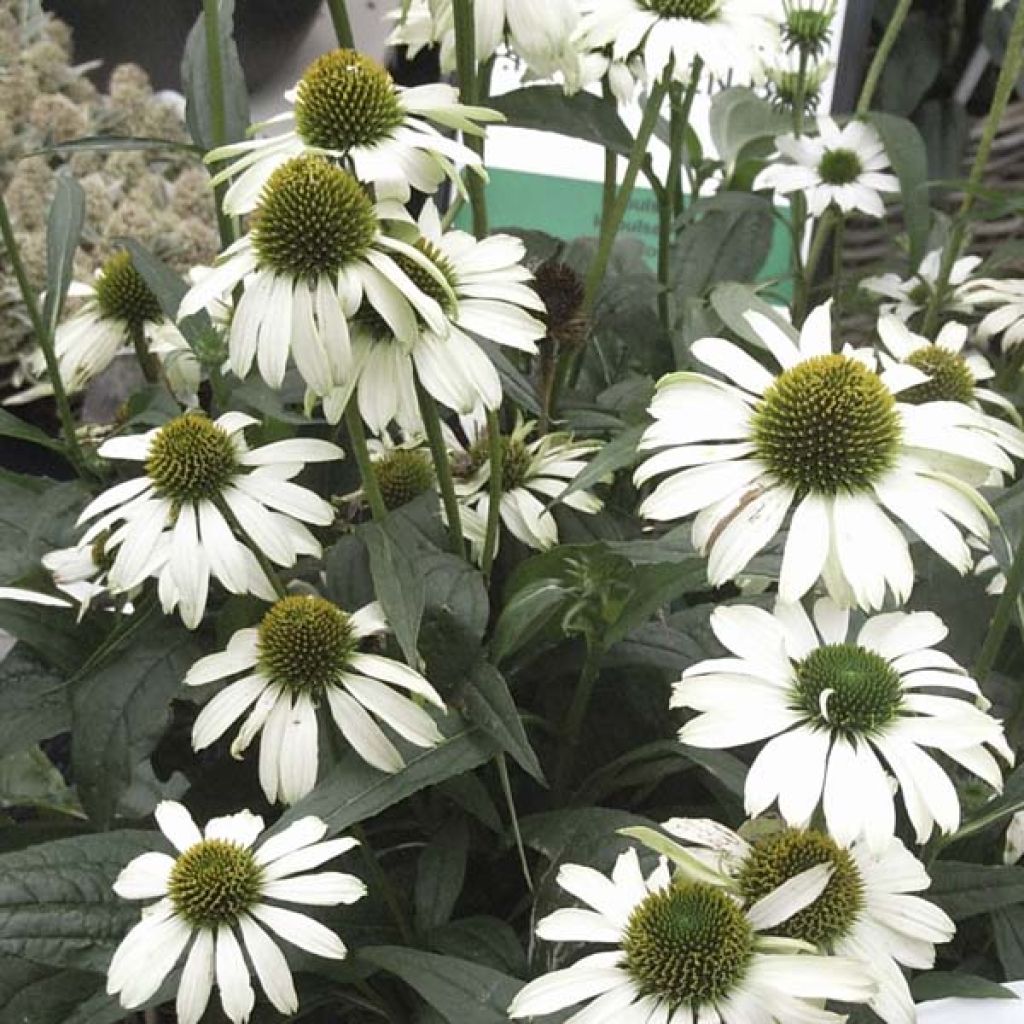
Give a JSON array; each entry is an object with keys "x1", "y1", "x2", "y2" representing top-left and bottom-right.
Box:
[
  {"x1": 107, "y1": 801, "x2": 364, "y2": 1024},
  {"x1": 635, "y1": 300, "x2": 1017, "y2": 610},
  {"x1": 207, "y1": 49, "x2": 498, "y2": 212},
  {"x1": 754, "y1": 117, "x2": 899, "y2": 218},
  {"x1": 178, "y1": 155, "x2": 448, "y2": 417},
  {"x1": 962, "y1": 277, "x2": 1024, "y2": 350},
  {"x1": 76, "y1": 411, "x2": 343, "y2": 628},
  {"x1": 187, "y1": 594, "x2": 446, "y2": 804},
  {"x1": 674, "y1": 598, "x2": 1011, "y2": 849},
  {"x1": 862, "y1": 249, "x2": 982, "y2": 324},
  {"x1": 450, "y1": 415, "x2": 603, "y2": 555},
  {"x1": 339, "y1": 202, "x2": 545, "y2": 432},
  {"x1": 664, "y1": 818, "x2": 955, "y2": 1024},
  {"x1": 575, "y1": 0, "x2": 780, "y2": 86},
  {"x1": 508, "y1": 845, "x2": 875, "y2": 1023}
]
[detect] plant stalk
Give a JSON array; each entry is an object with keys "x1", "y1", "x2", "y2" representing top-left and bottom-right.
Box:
[
  {"x1": 496, "y1": 754, "x2": 533, "y2": 892},
  {"x1": 855, "y1": 0, "x2": 914, "y2": 115},
  {"x1": 351, "y1": 824, "x2": 414, "y2": 945},
  {"x1": 480, "y1": 407, "x2": 503, "y2": 574},
  {"x1": 325, "y1": 0, "x2": 356, "y2": 48},
  {"x1": 975, "y1": 533, "x2": 1024, "y2": 684},
  {"x1": 552, "y1": 643, "x2": 603, "y2": 802},
  {"x1": 344, "y1": 402, "x2": 388, "y2": 521},
  {"x1": 414, "y1": 378, "x2": 466, "y2": 558},
  {"x1": 452, "y1": 0, "x2": 488, "y2": 239}
]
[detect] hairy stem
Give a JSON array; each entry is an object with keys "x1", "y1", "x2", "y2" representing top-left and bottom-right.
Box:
[{"x1": 414, "y1": 378, "x2": 466, "y2": 558}]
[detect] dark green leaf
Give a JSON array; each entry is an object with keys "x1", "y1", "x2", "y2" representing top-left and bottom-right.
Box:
[
  {"x1": 488, "y1": 86, "x2": 633, "y2": 157},
  {"x1": 360, "y1": 520, "x2": 425, "y2": 668},
  {"x1": 520, "y1": 806, "x2": 654, "y2": 869},
  {"x1": 0, "y1": 644, "x2": 71, "y2": 755},
  {"x1": 27, "y1": 135, "x2": 202, "y2": 156},
  {"x1": 421, "y1": 551, "x2": 489, "y2": 644},
  {"x1": 929, "y1": 861, "x2": 1024, "y2": 920},
  {"x1": 415, "y1": 819, "x2": 470, "y2": 932},
  {"x1": 0, "y1": 956, "x2": 134, "y2": 1024},
  {"x1": 878, "y1": 13, "x2": 942, "y2": 116},
  {"x1": 42, "y1": 173, "x2": 85, "y2": 344},
  {"x1": 428, "y1": 917, "x2": 526, "y2": 976},
  {"x1": 324, "y1": 534, "x2": 375, "y2": 611},
  {"x1": 0, "y1": 408, "x2": 66, "y2": 454},
  {"x1": 910, "y1": 972, "x2": 1017, "y2": 1001},
  {"x1": 994, "y1": 906, "x2": 1024, "y2": 980},
  {"x1": 180, "y1": 0, "x2": 250, "y2": 151},
  {"x1": 0, "y1": 830, "x2": 158, "y2": 970},
  {"x1": 72, "y1": 618, "x2": 201, "y2": 828},
  {"x1": 550, "y1": 424, "x2": 644, "y2": 508},
  {"x1": 490, "y1": 580, "x2": 567, "y2": 665},
  {"x1": 270, "y1": 717, "x2": 497, "y2": 838},
  {"x1": 462, "y1": 662, "x2": 545, "y2": 785},
  {"x1": 436, "y1": 774, "x2": 502, "y2": 833},
  {"x1": 865, "y1": 112, "x2": 931, "y2": 268},
  {"x1": 360, "y1": 946, "x2": 522, "y2": 1024}
]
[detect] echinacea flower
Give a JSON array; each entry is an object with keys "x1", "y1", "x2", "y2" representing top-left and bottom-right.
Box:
[
  {"x1": 76, "y1": 411, "x2": 342, "y2": 628},
  {"x1": 635, "y1": 301, "x2": 1016, "y2": 610},
  {"x1": 754, "y1": 117, "x2": 899, "y2": 218},
  {"x1": 187, "y1": 594, "x2": 446, "y2": 804},
  {"x1": 508, "y1": 845, "x2": 875, "y2": 1023},
  {"x1": 179, "y1": 155, "x2": 448, "y2": 415},
  {"x1": 664, "y1": 818, "x2": 955, "y2": 1024},
  {"x1": 107, "y1": 801, "x2": 364, "y2": 1023},
  {"x1": 207, "y1": 48, "x2": 498, "y2": 211},
  {"x1": 674, "y1": 598, "x2": 1012, "y2": 848},
  {"x1": 574, "y1": 0, "x2": 781, "y2": 87},
  {"x1": 861, "y1": 249, "x2": 982, "y2": 325},
  {"x1": 962, "y1": 277, "x2": 1024, "y2": 350}
]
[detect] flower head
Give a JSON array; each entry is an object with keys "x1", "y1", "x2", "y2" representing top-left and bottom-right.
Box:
[
  {"x1": 76, "y1": 411, "x2": 343, "y2": 627},
  {"x1": 187, "y1": 595, "x2": 447, "y2": 804},
  {"x1": 675, "y1": 598, "x2": 1012, "y2": 848},
  {"x1": 107, "y1": 801, "x2": 364, "y2": 1024},
  {"x1": 509, "y1": 845, "x2": 875, "y2": 1023},
  {"x1": 755, "y1": 116, "x2": 899, "y2": 218},
  {"x1": 781, "y1": 0, "x2": 837, "y2": 57},
  {"x1": 635, "y1": 301, "x2": 1016, "y2": 609},
  {"x1": 962, "y1": 277, "x2": 1024, "y2": 350},
  {"x1": 208, "y1": 48, "x2": 499, "y2": 212},
  {"x1": 862, "y1": 249, "x2": 982, "y2": 325}
]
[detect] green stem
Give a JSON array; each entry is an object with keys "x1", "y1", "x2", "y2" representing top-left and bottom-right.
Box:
[
  {"x1": 671, "y1": 61, "x2": 701, "y2": 214},
  {"x1": 202, "y1": 0, "x2": 227, "y2": 146},
  {"x1": 452, "y1": 0, "x2": 488, "y2": 239},
  {"x1": 793, "y1": 47, "x2": 810, "y2": 137},
  {"x1": 496, "y1": 754, "x2": 533, "y2": 892},
  {"x1": 215, "y1": 498, "x2": 288, "y2": 598},
  {"x1": 600, "y1": 82, "x2": 617, "y2": 233},
  {"x1": 855, "y1": 0, "x2": 914, "y2": 115},
  {"x1": 480, "y1": 408, "x2": 503, "y2": 575},
  {"x1": 922, "y1": 0, "x2": 1024, "y2": 336},
  {"x1": 129, "y1": 322, "x2": 160, "y2": 385},
  {"x1": 552, "y1": 643, "x2": 603, "y2": 802},
  {"x1": 583, "y1": 75, "x2": 670, "y2": 312},
  {"x1": 974, "y1": 534, "x2": 1024, "y2": 684},
  {"x1": 831, "y1": 215, "x2": 845, "y2": 319},
  {"x1": 797, "y1": 208, "x2": 837, "y2": 318},
  {"x1": 351, "y1": 824, "x2": 414, "y2": 945},
  {"x1": 0, "y1": 194, "x2": 89, "y2": 476},
  {"x1": 325, "y1": 0, "x2": 355, "y2": 48},
  {"x1": 344, "y1": 402, "x2": 387, "y2": 521},
  {"x1": 414, "y1": 378, "x2": 466, "y2": 558}
]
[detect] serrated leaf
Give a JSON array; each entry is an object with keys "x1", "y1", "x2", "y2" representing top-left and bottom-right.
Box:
[
  {"x1": 42, "y1": 172, "x2": 85, "y2": 345},
  {"x1": 911, "y1": 971, "x2": 1017, "y2": 1001},
  {"x1": 0, "y1": 644, "x2": 71, "y2": 755},
  {"x1": 360, "y1": 520, "x2": 425, "y2": 668},
  {"x1": 361, "y1": 946, "x2": 522, "y2": 1024},
  {"x1": 71, "y1": 617, "x2": 201, "y2": 828},
  {"x1": 462, "y1": 662, "x2": 545, "y2": 785},
  {"x1": 415, "y1": 819, "x2": 470, "y2": 932},
  {"x1": 0, "y1": 830, "x2": 158, "y2": 971}
]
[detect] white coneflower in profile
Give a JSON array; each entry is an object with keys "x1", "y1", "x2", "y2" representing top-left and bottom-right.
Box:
[
  {"x1": 107, "y1": 801, "x2": 364, "y2": 1024},
  {"x1": 187, "y1": 594, "x2": 446, "y2": 804},
  {"x1": 575, "y1": 0, "x2": 780, "y2": 86},
  {"x1": 450, "y1": 415, "x2": 603, "y2": 556},
  {"x1": 754, "y1": 117, "x2": 899, "y2": 217},
  {"x1": 340, "y1": 202, "x2": 545, "y2": 432},
  {"x1": 674, "y1": 598, "x2": 1011, "y2": 849},
  {"x1": 862, "y1": 249, "x2": 982, "y2": 324},
  {"x1": 179, "y1": 155, "x2": 448, "y2": 418},
  {"x1": 962, "y1": 277, "x2": 1024, "y2": 350},
  {"x1": 508, "y1": 845, "x2": 875, "y2": 1024},
  {"x1": 76, "y1": 411, "x2": 343, "y2": 628},
  {"x1": 635, "y1": 300, "x2": 1018, "y2": 610},
  {"x1": 207, "y1": 48, "x2": 499, "y2": 211},
  {"x1": 663, "y1": 818, "x2": 955, "y2": 1024}
]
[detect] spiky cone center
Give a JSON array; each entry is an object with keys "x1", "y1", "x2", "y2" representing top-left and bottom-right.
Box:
[
  {"x1": 145, "y1": 413, "x2": 239, "y2": 503},
  {"x1": 466, "y1": 434, "x2": 533, "y2": 491},
  {"x1": 94, "y1": 251, "x2": 163, "y2": 327},
  {"x1": 373, "y1": 449, "x2": 435, "y2": 510},
  {"x1": 818, "y1": 147, "x2": 863, "y2": 185},
  {"x1": 251, "y1": 155, "x2": 377, "y2": 280},
  {"x1": 751, "y1": 353, "x2": 902, "y2": 495},
  {"x1": 738, "y1": 828, "x2": 865, "y2": 948},
  {"x1": 294, "y1": 48, "x2": 404, "y2": 151},
  {"x1": 641, "y1": 0, "x2": 719, "y2": 20},
  {"x1": 792, "y1": 642, "x2": 904, "y2": 735},
  {"x1": 167, "y1": 839, "x2": 264, "y2": 929},
  {"x1": 258, "y1": 594, "x2": 357, "y2": 694},
  {"x1": 901, "y1": 346, "x2": 975, "y2": 405},
  {"x1": 534, "y1": 261, "x2": 589, "y2": 350},
  {"x1": 783, "y1": 6, "x2": 834, "y2": 56},
  {"x1": 622, "y1": 881, "x2": 754, "y2": 1008}
]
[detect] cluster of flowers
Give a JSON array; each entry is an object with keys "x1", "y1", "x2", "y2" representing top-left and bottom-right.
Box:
[{"x1": 8, "y1": 0, "x2": 1024, "y2": 1020}]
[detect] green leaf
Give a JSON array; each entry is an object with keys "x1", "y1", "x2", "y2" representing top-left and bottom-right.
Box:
[
  {"x1": 865, "y1": 112, "x2": 931, "y2": 268},
  {"x1": 415, "y1": 819, "x2": 470, "y2": 933},
  {"x1": 490, "y1": 580, "x2": 567, "y2": 665},
  {"x1": 709, "y1": 87, "x2": 791, "y2": 169},
  {"x1": 421, "y1": 551, "x2": 489, "y2": 644},
  {"x1": 71, "y1": 617, "x2": 201, "y2": 828},
  {"x1": 878, "y1": 12, "x2": 943, "y2": 116},
  {"x1": 550, "y1": 423, "x2": 644, "y2": 508},
  {"x1": 0, "y1": 830, "x2": 158, "y2": 971},
  {"x1": 710, "y1": 281, "x2": 797, "y2": 350},
  {"x1": 0, "y1": 408, "x2": 66, "y2": 454},
  {"x1": 360, "y1": 946, "x2": 522, "y2": 1024},
  {"x1": 0, "y1": 956, "x2": 130, "y2": 1024},
  {"x1": 477, "y1": 340, "x2": 542, "y2": 416},
  {"x1": 118, "y1": 239, "x2": 187, "y2": 319},
  {"x1": 520, "y1": 806, "x2": 654, "y2": 870},
  {"x1": 41, "y1": 172, "x2": 85, "y2": 345},
  {"x1": 994, "y1": 906, "x2": 1024, "y2": 980},
  {"x1": 360, "y1": 520, "x2": 425, "y2": 668},
  {"x1": 928, "y1": 861, "x2": 1024, "y2": 920},
  {"x1": 427, "y1": 918, "x2": 526, "y2": 977},
  {"x1": 270, "y1": 717, "x2": 497, "y2": 838},
  {"x1": 0, "y1": 644, "x2": 71, "y2": 755},
  {"x1": 0, "y1": 747, "x2": 77, "y2": 813},
  {"x1": 180, "y1": 0, "x2": 250, "y2": 151},
  {"x1": 488, "y1": 86, "x2": 633, "y2": 157},
  {"x1": 942, "y1": 763, "x2": 1024, "y2": 847},
  {"x1": 618, "y1": 826, "x2": 729, "y2": 886},
  {"x1": 27, "y1": 135, "x2": 202, "y2": 156},
  {"x1": 910, "y1": 972, "x2": 1017, "y2": 1001},
  {"x1": 462, "y1": 662, "x2": 545, "y2": 785}
]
